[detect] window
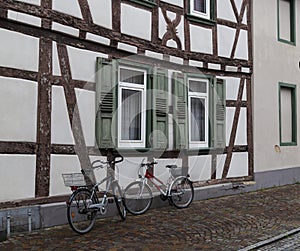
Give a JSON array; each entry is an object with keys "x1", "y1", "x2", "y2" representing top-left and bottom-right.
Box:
[
  {"x1": 188, "y1": 78, "x2": 209, "y2": 148},
  {"x1": 191, "y1": 0, "x2": 210, "y2": 19},
  {"x1": 96, "y1": 58, "x2": 169, "y2": 150},
  {"x1": 278, "y1": 0, "x2": 295, "y2": 44},
  {"x1": 173, "y1": 73, "x2": 226, "y2": 150},
  {"x1": 118, "y1": 67, "x2": 146, "y2": 148},
  {"x1": 279, "y1": 83, "x2": 297, "y2": 146},
  {"x1": 96, "y1": 58, "x2": 225, "y2": 150}
]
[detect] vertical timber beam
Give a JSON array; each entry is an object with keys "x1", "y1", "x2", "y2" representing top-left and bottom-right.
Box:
[
  {"x1": 246, "y1": 78, "x2": 254, "y2": 177},
  {"x1": 35, "y1": 38, "x2": 52, "y2": 197},
  {"x1": 41, "y1": 0, "x2": 52, "y2": 29}
]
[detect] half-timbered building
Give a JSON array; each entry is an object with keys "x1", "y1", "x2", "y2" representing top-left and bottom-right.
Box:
[{"x1": 0, "y1": 0, "x2": 256, "y2": 228}]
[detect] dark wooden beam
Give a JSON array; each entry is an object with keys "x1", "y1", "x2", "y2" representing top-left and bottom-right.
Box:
[{"x1": 35, "y1": 37, "x2": 52, "y2": 198}]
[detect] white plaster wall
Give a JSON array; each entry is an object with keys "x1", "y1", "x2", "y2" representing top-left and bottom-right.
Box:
[
  {"x1": 0, "y1": 77, "x2": 37, "y2": 141},
  {"x1": 161, "y1": 0, "x2": 183, "y2": 7},
  {"x1": 8, "y1": 11, "x2": 41, "y2": 27},
  {"x1": 52, "y1": 22, "x2": 79, "y2": 37},
  {"x1": 217, "y1": 25, "x2": 236, "y2": 58},
  {"x1": 50, "y1": 155, "x2": 118, "y2": 196},
  {"x1": 190, "y1": 25, "x2": 213, "y2": 54},
  {"x1": 159, "y1": 8, "x2": 167, "y2": 40},
  {"x1": 253, "y1": 0, "x2": 300, "y2": 173},
  {"x1": 154, "y1": 158, "x2": 182, "y2": 185},
  {"x1": 217, "y1": 0, "x2": 236, "y2": 22},
  {"x1": 117, "y1": 157, "x2": 146, "y2": 188},
  {"x1": 0, "y1": 28, "x2": 39, "y2": 72},
  {"x1": 67, "y1": 46, "x2": 108, "y2": 82},
  {"x1": 51, "y1": 86, "x2": 75, "y2": 145},
  {"x1": 52, "y1": 41, "x2": 61, "y2": 76},
  {"x1": 88, "y1": 0, "x2": 112, "y2": 29},
  {"x1": 189, "y1": 156, "x2": 211, "y2": 182},
  {"x1": 121, "y1": 4, "x2": 152, "y2": 41},
  {"x1": 220, "y1": 77, "x2": 247, "y2": 101},
  {"x1": 74, "y1": 88, "x2": 96, "y2": 147},
  {"x1": 86, "y1": 33, "x2": 110, "y2": 45},
  {"x1": 0, "y1": 155, "x2": 36, "y2": 202},
  {"x1": 49, "y1": 155, "x2": 81, "y2": 196},
  {"x1": 235, "y1": 29, "x2": 248, "y2": 60},
  {"x1": 216, "y1": 152, "x2": 248, "y2": 179},
  {"x1": 226, "y1": 107, "x2": 247, "y2": 146},
  {"x1": 52, "y1": 0, "x2": 82, "y2": 19},
  {"x1": 15, "y1": 0, "x2": 40, "y2": 5}
]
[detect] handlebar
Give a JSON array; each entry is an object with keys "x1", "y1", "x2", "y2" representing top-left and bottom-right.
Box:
[
  {"x1": 141, "y1": 161, "x2": 158, "y2": 167},
  {"x1": 91, "y1": 155, "x2": 124, "y2": 169}
]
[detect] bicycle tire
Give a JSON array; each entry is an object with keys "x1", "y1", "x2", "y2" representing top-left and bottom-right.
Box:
[
  {"x1": 113, "y1": 183, "x2": 127, "y2": 220},
  {"x1": 123, "y1": 181, "x2": 153, "y2": 215},
  {"x1": 169, "y1": 177, "x2": 194, "y2": 209},
  {"x1": 67, "y1": 188, "x2": 97, "y2": 234}
]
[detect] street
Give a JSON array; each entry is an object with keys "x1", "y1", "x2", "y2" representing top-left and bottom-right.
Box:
[{"x1": 0, "y1": 184, "x2": 299, "y2": 250}]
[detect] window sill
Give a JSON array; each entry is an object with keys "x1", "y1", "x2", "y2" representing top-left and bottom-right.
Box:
[
  {"x1": 186, "y1": 14, "x2": 216, "y2": 26},
  {"x1": 280, "y1": 142, "x2": 297, "y2": 147},
  {"x1": 278, "y1": 38, "x2": 296, "y2": 46}
]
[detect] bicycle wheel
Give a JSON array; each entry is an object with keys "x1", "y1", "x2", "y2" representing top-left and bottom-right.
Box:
[
  {"x1": 67, "y1": 188, "x2": 97, "y2": 234},
  {"x1": 170, "y1": 177, "x2": 194, "y2": 209},
  {"x1": 123, "y1": 181, "x2": 153, "y2": 215},
  {"x1": 113, "y1": 183, "x2": 126, "y2": 220}
]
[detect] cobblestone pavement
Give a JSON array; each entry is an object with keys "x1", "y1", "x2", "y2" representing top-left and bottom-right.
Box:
[{"x1": 0, "y1": 184, "x2": 299, "y2": 251}]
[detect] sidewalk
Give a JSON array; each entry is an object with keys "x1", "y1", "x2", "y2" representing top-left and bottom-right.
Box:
[{"x1": 0, "y1": 184, "x2": 299, "y2": 251}]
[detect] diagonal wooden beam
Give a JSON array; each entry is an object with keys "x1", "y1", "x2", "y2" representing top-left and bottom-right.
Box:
[
  {"x1": 78, "y1": 0, "x2": 93, "y2": 23},
  {"x1": 230, "y1": 0, "x2": 248, "y2": 59},
  {"x1": 222, "y1": 78, "x2": 245, "y2": 179},
  {"x1": 56, "y1": 43, "x2": 95, "y2": 184},
  {"x1": 230, "y1": 0, "x2": 239, "y2": 22}
]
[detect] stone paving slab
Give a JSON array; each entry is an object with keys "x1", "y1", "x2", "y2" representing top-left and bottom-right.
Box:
[
  {"x1": 0, "y1": 184, "x2": 299, "y2": 251},
  {"x1": 255, "y1": 231, "x2": 300, "y2": 251}
]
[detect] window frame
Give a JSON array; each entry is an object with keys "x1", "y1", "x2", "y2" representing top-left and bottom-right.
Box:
[
  {"x1": 277, "y1": 0, "x2": 296, "y2": 45},
  {"x1": 279, "y1": 82, "x2": 297, "y2": 146},
  {"x1": 190, "y1": 0, "x2": 210, "y2": 19},
  {"x1": 188, "y1": 77, "x2": 209, "y2": 149},
  {"x1": 117, "y1": 65, "x2": 147, "y2": 148},
  {"x1": 187, "y1": 0, "x2": 215, "y2": 26}
]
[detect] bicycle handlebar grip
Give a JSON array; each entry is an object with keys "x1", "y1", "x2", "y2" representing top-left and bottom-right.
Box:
[
  {"x1": 113, "y1": 155, "x2": 124, "y2": 164},
  {"x1": 141, "y1": 161, "x2": 158, "y2": 167}
]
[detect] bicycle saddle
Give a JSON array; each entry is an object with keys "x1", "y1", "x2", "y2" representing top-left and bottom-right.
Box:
[{"x1": 166, "y1": 165, "x2": 177, "y2": 169}]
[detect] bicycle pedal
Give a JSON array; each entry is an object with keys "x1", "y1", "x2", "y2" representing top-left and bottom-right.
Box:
[
  {"x1": 108, "y1": 198, "x2": 114, "y2": 204},
  {"x1": 160, "y1": 194, "x2": 168, "y2": 201}
]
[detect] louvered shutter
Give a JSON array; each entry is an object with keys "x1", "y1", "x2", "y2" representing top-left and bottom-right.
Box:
[
  {"x1": 95, "y1": 58, "x2": 117, "y2": 149},
  {"x1": 151, "y1": 67, "x2": 168, "y2": 149},
  {"x1": 173, "y1": 72, "x2": 188, "y2": 149},
  {"x1": 213, "y1": 78, "x2": 226, "y2": 148}
]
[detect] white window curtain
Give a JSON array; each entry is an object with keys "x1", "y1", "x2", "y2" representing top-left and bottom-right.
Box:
[
  {"x1": 190, "y1": 97, "x2": 205, "y2": 142},
  {"x1": 121, "y1": 89, "x2": 142, "y2": 141},
  {"x1": 194, "y1": 0, "x2": 206, "y2": 13}
]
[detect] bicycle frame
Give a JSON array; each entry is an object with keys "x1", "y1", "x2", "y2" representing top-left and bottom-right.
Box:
[
  {"x1": 88, "y1": 167, "x2": 118, "y2": 213},
  {"x1": 144, "y1": 167, "x2": 172, "y2": 197}
]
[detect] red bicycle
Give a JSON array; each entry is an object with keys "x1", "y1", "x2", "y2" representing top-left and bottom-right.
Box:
[{"x1": 123, "y1": 160, "x2": 194, "y2": 215}]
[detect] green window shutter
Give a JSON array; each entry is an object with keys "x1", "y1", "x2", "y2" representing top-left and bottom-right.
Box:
[
  {"x1": 151, "y1": 67, "x2": 169, "y2": 149},
  {"x1": 95, "y1": 57, "x2": 117, "y2": 149},
  {"x1": 213, "y1": 78, "x2": 226, "y2": 149},
  {"x1": 173, "y1": 72, "x2": 188, "y2": 149}
]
